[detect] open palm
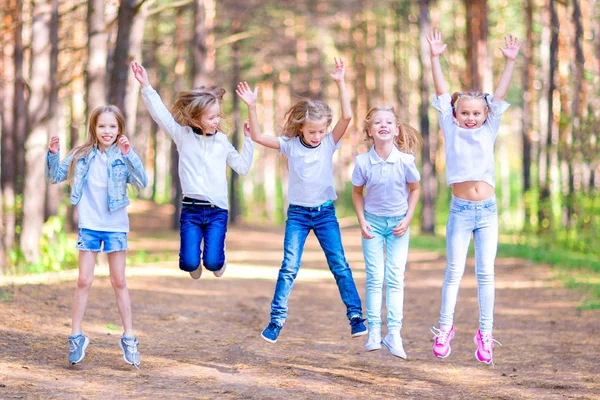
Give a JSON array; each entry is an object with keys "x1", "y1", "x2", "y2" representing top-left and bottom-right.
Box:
[{"x1": 500, "y1": 35, "x2": 522, "y2": 61}]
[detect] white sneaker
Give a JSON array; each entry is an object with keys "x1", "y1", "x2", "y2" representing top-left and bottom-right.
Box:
[
  {"x1": 365, "y1": 329, "x2": 382, "y2": 351},
  {"x1": 189, "y1": 267, "x2": 202, "y2": 280},
  {"x1": 382, "y1": 330, "x2": 407, "y2": 359}
]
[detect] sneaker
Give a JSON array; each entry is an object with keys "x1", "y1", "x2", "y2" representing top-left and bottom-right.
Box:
[
  {"x1": 68, "y1": 333, "x2": 89, "y2": 365},
  {"x1": 431, "y1": 325, "x2": 455, "y2": 358},
  {"x1": 365, "y1": 329, "x2": 382, "y2": 351},
  {"x1": 261, "y1": 322, "x2": 283, "y2": 343},
  {"x1": 189, "y1": 267, "x2": 202, "y2": 280},
  {"x1": 382, "y1": 330, "x2": 407, "y2": 359},
  {"x1": 474, "y1": 330, "x2": 502, "y2": 364},
  {"x1": 213, "y1": 262, "x2": 226, "y2": 277},
  {"x1": 119, "y1": 335, "x2": 141, "y2": 367},
  {"x1": 350, "y1": 316, "x2": 368, "y2": 337}
]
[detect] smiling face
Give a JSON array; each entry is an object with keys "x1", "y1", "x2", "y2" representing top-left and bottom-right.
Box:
[
  {"x1": 198, "y1": 102, "x2": 221, "y2": 134},
  {"x1": 455, "y1": 98, "x2": 488, "y2": 129},
  {"x1": 300, "y1": 117, "x2": 328, "y2": 146},
  {"x1": 95, "y1": 112, "x2": 121, "y2": 151},
  {"x1": 367, "y1": 110, "x2": 399, "y2": 144}
]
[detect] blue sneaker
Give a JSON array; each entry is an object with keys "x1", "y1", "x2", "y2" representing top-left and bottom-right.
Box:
[
  {"x1": 261, "y1": 322, "x2": 282, "y2": 343},
  {"x1": 350, "y1": 316, "x2": 368, "y2": 337},
  {"x1": 119, "y1": 335, "x2": 141, "y2": 367},
  {"x1": 68, "y1": 333, "x2": 89, "y2": 365}
]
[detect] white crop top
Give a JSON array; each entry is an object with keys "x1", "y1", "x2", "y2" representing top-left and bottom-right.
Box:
[{"x1": 432, "y1": 93, "x2": 510, "y2": 188}]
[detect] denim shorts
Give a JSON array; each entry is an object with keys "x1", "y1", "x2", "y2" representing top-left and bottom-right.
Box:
[{"x1": 76, "y1": 228, "x2": 128, "y2": 253}]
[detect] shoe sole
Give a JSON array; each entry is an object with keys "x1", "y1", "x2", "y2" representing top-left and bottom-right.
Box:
[
  {"x1": 119, "y1": 340, "x2": 141, "y2": 367},
  {"x1": 351, "y1": 330, "x2": 368, "y2": 338},
  {"x1": 382, "y1": 338, "x2": 407, "y2": 359},
  {"x1": 70, "y1": 337, "x2": 89, "y2": 365},
  {"x1": 260, "y1": 333, "x2": 277, "y2": 343},
  {"x1": 365, "y1": 343, "x2": 382, "y2": 351}
]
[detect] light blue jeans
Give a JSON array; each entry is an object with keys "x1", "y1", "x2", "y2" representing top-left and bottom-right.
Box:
[
  {"x1": 269, "y1": 202, "x2": 363, "y2": 326},
  {"x1": 362, "y1": 212, "x2": 409, "y2": 331},
  {"x1": 439, "y1": 195, "x2": 498, "y2": 333}
]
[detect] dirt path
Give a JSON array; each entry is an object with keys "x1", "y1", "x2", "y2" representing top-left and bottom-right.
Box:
[{"x1": 1, "y1": 202, "x2": 599, "y2": 399}]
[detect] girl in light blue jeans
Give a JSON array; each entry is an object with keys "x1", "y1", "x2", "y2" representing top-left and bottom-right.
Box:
[
  {"x1": 352, "y1": 106, "x2": 422, "y2": 359},
  {"x1": 427, "y1": 30, "x2": 521, "y2": 364}
]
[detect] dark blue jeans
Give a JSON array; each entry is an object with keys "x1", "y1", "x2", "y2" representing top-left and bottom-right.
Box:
[
  {"x1": 270, "y1": 202, "x2": 363, "y2": 326},
  {"x1": 179, "y1": 203, "x2": 228, "y2": 272}
]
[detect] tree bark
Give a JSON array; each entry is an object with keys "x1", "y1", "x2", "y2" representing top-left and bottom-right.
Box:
[
  {"x1": 464, "y1": 0, "x2": 491, "y2": 92},
  {"x1": 86, "y1": 0, "x2": 107, "y2": 113}
]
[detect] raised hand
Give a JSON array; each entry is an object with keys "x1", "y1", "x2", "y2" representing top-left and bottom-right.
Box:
[
  {"x1": 426, "y1": 30, "x2": 447, "y2": 57},
  {"x1": 117, "y1": 135, "x2": 130, "y2": 155},
  {"x1": 500, "y1": 35, "x2": 522, "y2": 61},
  {"x1": 329, "y1": 57, "x2": 346, "y2": 83},
  {"x1": 48, "y1": 136, "x2": 60, "y2": 154},
  {"x1": 130, "y1": 62, "x2": 150, "y2": 88},
  {"x1": 235, "y1": 82, "x2": 258, "y2": 107},
  {"x1": 243, "y1": 120, "x2": 251, "y2": 137}
]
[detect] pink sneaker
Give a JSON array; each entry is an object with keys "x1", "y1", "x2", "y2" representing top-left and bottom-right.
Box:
[
  {"x1": 474, "y1": 330, "x2": 502, "y2": 364},
  {"x1": 431, "y1": 326, "x2": 454, "y2": 358}
]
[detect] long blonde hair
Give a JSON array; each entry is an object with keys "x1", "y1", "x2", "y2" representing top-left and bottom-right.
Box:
[
  {"x1": 362, "y1": 106, "x2": 423, "y2": 155},
  {"x1": 171, "y1": 86, "x2": 230, "y2": 133},
  {"x1": 282, "y1": 99, "x2": 333, "y2": 139},
  {"x1": 67, "y1": 105, "x2": 125, "y2": 183}
]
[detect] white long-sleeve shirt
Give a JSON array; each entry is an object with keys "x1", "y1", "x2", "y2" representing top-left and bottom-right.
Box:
[{"x1": 141, "y1": 86, "x2": 254, "y2": 210}]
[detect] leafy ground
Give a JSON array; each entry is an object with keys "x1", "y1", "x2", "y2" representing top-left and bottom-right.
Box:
[{"x1": 0, "y1": 201, "x2": 599, "y2": 399}]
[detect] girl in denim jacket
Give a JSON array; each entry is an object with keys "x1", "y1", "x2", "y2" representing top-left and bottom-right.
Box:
[
  {"x1": 426, "y1": 30, "x2": 521, "y2": 365},
  {"x1": 236, "y1": 58, "x2": 366, "y2": 343},
  {"x1": 46, "y1": 105, "x2": 148, "y2": 368},
  {"x1": 352, "y1": 106, "x2": 422, "y2": 359},
  {"x1": 131, "y1": 62, "x2": 254, "y2": 281}
]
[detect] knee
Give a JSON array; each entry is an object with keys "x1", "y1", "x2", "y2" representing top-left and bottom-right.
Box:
[
  {"x1": 110, "y1": 276, "x2": 127, "y2": 290},
  {"x1": 76, "y1": 276, "x2": 93, "y2": 290}
]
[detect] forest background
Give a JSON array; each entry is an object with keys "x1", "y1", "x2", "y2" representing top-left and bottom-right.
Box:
[{"x1": 0, "y1": 0, "x2": 598, "y2": 306}]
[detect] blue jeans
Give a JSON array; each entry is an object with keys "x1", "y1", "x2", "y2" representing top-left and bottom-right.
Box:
[
  {"x1": 362, "y1": 212, "x2": 409, "y2": 331},
  {"x1": 179, "y1": 203, "x2": 228, "y2": 272},
  {"x1": 270, "y1": 202, "x2": 363, "y2": 326},
  {"x1": 439, "y1": 195, "x2": 498, "y2": 333},
  {"x1": 76, "y1": 228, "x2": 128, "y2": 253}
]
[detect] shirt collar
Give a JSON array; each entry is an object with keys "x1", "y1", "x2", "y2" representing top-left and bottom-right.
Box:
[{"x1": 368, "y1": 145, "x2": 400, "y2": 165}]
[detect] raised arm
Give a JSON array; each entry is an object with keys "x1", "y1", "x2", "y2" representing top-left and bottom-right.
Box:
[
  {"x1": 493, "y1": 35, "x2": 522, "y2": 102},
  {"x1": 330, "y1": 58, "x2": 352, "y2": 144},
  {"x1": 426, "y1": 30, "x2": 449, "y2": 96},
  {"x1": 236, "y1": 81, "x2": 280, "y2": 150},
  {"x1": 131, "y1": 61, "x2": 150, "y2": 88}
]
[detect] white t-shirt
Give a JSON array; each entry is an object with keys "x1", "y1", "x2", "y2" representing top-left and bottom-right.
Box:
[
  {"x1": 141, "y1": 86, "x2": 254, "y2": 210},
  {"x1": 278, "y1": 132, "x2": 341, "y2": 207},
  {"x1": 432, "y1": 93, "x2": 510, "y2": 188},
  {"x1": 352, "y1": 146, "x2": 421, "y2": 217},
  {"x1": 78, "y1": 152, "x2": 129, "y2": 232}
]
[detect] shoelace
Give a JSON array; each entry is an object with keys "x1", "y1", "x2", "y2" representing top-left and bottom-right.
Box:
[
  {"x1": 123, "y1": 339, "x2": 141, "y2": 370},
  {"x1": 481, "y1": 334, "x2": 502, "y2": 351},
  {"x1": 350, "y1": 317, "x2": 366, "y2": 326},
  {"x1": 68, "y1": 338, "x2": 81, "y2": 352},
  {"x1": 430, "y1": 326, "x2": 450, "y2": 344}
]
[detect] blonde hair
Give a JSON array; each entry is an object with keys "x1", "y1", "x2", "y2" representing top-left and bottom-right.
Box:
[
  {"x1": 171, "y1": 86, "x2": 230, "y2": 133},
  {"x1": 282, "y1": 99, "x2": 333, "y2": 139},
  {"x1": 450, "y1": 91, "x2": 489, "y2": 118},
  {"x1": 362, "y1": 106, "x2": 423, "y2": 155},
  {"x1": 67, "y1": 105, "x2": 125, "y2": 183}
]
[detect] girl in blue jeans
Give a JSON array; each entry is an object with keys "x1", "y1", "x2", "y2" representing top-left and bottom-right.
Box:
[
  {"x1": 132, "y1": 62, "x2": 254, "y2": 280},
  {"x1": 352, "y1": 106, "x2": 422, "y2": 359},
  {"x1": 427, "y1": 30, "x2": 521, "y2": 364},
  {"x1": 46, "y1": 105, "x2": 148, "y2": 367},
  {"x1": 236, "y1": 58, "x2": 366, "y2": 343}
]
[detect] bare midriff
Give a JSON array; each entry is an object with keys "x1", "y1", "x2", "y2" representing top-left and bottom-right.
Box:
[{"x1": 452, "y1": 181, "x2": 495, "y2": 201}]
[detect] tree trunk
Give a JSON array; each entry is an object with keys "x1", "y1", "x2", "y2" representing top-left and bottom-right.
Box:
[
  {"x1": 20, "y1": 0, "x2": 53, "y2": 263},
  {"x1": 229, "y1": 20, "x2": 242, "y2": 224},
  {"x1": 418, "y1": 0, "x2": 436, "y2": 234},
  {"x1": 464, "y1": 0, "x2": 491, "y2": 92},
  {"x1": 108, "y1": 0, "x2": 138, "y2": 113},
  {"x1": 521, "y1": 0, "x2": 534, "y2": 228},
  {"x1": 86, "y1": 0, "x2": 107, "y2": 113}
]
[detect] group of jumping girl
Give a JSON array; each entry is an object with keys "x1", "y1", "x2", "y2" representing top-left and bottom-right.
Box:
[{"x1": 45, "y1": 30, "x2": 521, "y2": 368}]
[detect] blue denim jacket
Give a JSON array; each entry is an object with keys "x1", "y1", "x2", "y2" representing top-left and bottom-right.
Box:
[{"x1": 45, "y1": 144, "x2": 148, "y2": 212}]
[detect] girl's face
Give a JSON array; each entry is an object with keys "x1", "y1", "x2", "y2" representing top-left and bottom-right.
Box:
[
  {"x1": 95, "y1": 112, "x2": 120, "y2": 151},
  {"x1": 455, "y1": 98, "x2": 488, "y2": 129},
  {"x1": 300, "y1": 117, "x2": 328, "y2": 146},
  {"x1": 368, "y1": 110, "x2": 399, "y2": 144},
  {"x1": 199, "y1": 102, "x2": 221, "y2": 134}
]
